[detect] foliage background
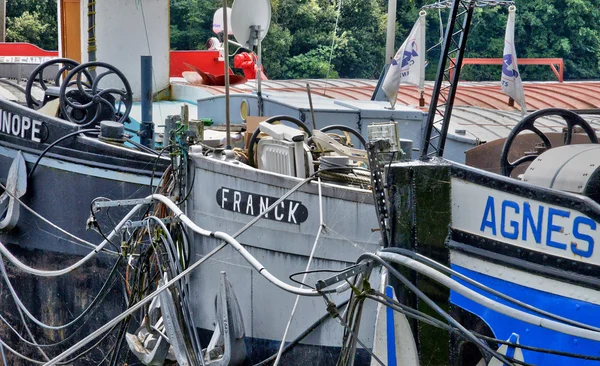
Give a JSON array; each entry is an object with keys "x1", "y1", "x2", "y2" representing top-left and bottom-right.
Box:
[{"x1": 6, "y1": 0, "x2": 600, "y2": 81}]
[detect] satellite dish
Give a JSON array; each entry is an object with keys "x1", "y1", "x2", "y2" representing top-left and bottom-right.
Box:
[
  {"x1": 212, "y1": 7, "x2": 233, "y2": 35},
  {"x1": 230, "y1": 0, "x2": 271, "y2": 49}
]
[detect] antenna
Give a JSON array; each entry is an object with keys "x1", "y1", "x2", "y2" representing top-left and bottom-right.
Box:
[{"x1": 231, "y1": 0, "x2": 271, "y2": 115}]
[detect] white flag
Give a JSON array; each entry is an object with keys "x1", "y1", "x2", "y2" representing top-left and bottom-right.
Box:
[
  {"x1": 501, "y1": 7, "x2": 527, "y2": 113},
  {"x1": 382, "y1": 12, "x2": 426, "y2": 108}
]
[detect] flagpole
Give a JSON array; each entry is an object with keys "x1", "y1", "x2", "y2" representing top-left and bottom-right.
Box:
[
  {"x1": 385, "y1": 0, "x2": 397, "y2": 65},
  {"x1": 223, "y1": 0, "x2": 231, "y2": 149}
]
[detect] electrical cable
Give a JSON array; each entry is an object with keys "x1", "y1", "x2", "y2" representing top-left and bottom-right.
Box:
[
  {"x1": 150, "y1": 217, "x2": 202, "y2": 360},
  {"x1": 363, "y1": 293, "x2": 533, "y2": 366},
  {"x1": 89, "y1": 197, "x2": 122, "y2": 252},
  {"x1": 12, "y1": 293, "x2": 50, "y2": 361},
  {"x1": 0, "y1": 338, "x2": 46, "y2": 365},
  {"x1": 0, "y1": 337, "x2": 7, "y2": 366},
  {"x1": 274, "y1": 178, "x2": 325, "y2": 366},
  {"x1": 359, "y1": 252, "x2": 516, "y2": 366},
  {"x1": 324, "y1": 295, "x2": 385, "y2": 366},
  {"x1": 175, "y1": 164, "x2": 196, "y2": 205},
  {"x1": 43, "y1": 168, "x2": 360, "y2": 365},
  {"x1": 473, "y1": 332, "x2": 600, "y2": 361},
  {"x1": 148, "y1": 145, "x2": 173, "y2": 194},
  {"x1": 0, "y1": 273, "x2": 118, "y2": 348},
  {"x1": 44, "y1": 240, "x2": 226, "y2": 366},
  {"x1": 377, "y1": 252, "x2": 600, "y2": 342},
  {"x1": 253, "y1": 299, "x2": 350, "y2": 366},
  {"x1": 151, "y1": 194, "x2": 321, "y2": 296},
  {"x1": 289, "y1": 266, "x2": 358, "y2": 289},
  {"x1": 381, "y1": 247, "x2": 600, "y2": 332},
  {"x1": 0, "y1": 254, "x2": 123, "y2": 330},
  {"x1": 125, "y1": 137, "x2": 162, "y2": 156},
  {"x1": 0, "y1": 180, "x2": 120, "y2": 255},
  {"x1": 0, "y1": 202, "x2": 144, "y2": 277},
  {"x1": 0, "y1": 323, "x2": 121, "y2": 365},
  {"x1": 28, "y1": 129, "x2": 100, "y2": 178}
]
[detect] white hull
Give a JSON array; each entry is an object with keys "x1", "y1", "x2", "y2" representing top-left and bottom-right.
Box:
[{"x1": 186, "y1": 153, "x2": 380, "y2": 362}]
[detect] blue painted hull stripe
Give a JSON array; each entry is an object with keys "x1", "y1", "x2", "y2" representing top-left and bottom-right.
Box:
[
  {"x1": 386, "y1": 285, "x2": 397, "y2": 366},
  {"x1": 450, "y1": 264, "x2": 600, "y2": 365}
]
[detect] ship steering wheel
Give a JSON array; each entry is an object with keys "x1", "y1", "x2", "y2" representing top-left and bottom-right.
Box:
[
  {"x1": 500, "y1": 108, "x2": 598, "y2": 177},
  {"x1": 59, "y1": 61, "x2": 133, "y2": 127},
  {"x1": 247, "y1": 115, "x2": 312, "y2": 168},
  {"x1": 25, "y1": 58, "x2": 92, "y2": 110},
  {"x1": 321, "y1": 124, "x2": 367, "y2": 148}
]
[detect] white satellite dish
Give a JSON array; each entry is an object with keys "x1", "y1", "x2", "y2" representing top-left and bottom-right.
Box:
[
  {"x1": 230, "y1": 0, "x2": 272, "y2": 49},
  {"x1": 212, "y1": 7, "x2": 233, "y2": 35}
]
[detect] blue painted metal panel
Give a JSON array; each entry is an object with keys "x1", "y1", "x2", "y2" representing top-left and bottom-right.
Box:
[
  {"x1": 385, "y1": 285, "x2": 397, "y2": 366},
  {"x1": 450, "y1": 265, "x2": 600, "y2": 365}
]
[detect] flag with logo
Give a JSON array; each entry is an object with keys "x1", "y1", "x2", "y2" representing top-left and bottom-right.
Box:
[
  {"x1": 501, "y1": 6, "x2": 527, "y2": 114},
  {"x1": 382, "y1": 12, "x2": 426, "y2": 108}
]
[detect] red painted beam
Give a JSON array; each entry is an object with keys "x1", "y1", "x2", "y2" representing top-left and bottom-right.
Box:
[{"x1": 450, "y1": 58, "x2": 564, "y2": 82}]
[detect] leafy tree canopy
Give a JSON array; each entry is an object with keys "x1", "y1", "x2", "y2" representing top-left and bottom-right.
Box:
[
  {"x1": 5, "y1": 0, "x2": 600, "y2": 81},
  {"x1": 6, "y1": 0, "x2": 57, "y2": 50}
]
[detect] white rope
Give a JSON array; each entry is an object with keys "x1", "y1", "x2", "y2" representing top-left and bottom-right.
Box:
[
  {"x1": 0, "y1": 337, "x2": 7, "y2": 366},
  {"x1": 273, "y1": 178, "x2": 325, "y2": 365},
  {"x1": 0, "y1": 204, "x2": 143, "y2": 277},
  {"x1": 323, "y1": 0, "x2": 343, "y2": 96},
  {"x1": 0, "y1": 181, "x2": 119, "y2": 255},
  {"x1": 1, "y1": 338, "x2": 45, "y2": 364},
  {"x1": 0, "y1": 253, "x2": 115, "y2": 330},
  {"x1": 151, "y1": 194, "x2": 320, "y2": 297},
  {"x1": 379, "y1": 252, "x2": 600, "y2": 341},
  {"x1": 43, "y1": 191, "x2": 324, "y2": 366},
  {"x1": 9, "y1": 285, "x2": 50, "y2": 360}
]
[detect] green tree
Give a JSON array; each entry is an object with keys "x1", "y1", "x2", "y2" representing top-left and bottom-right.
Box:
[
  {"x1": 332, "y1": 0, "x2": 388, "y2": 78},
  {"x1": 6, "y1": 0, "x2": 58, "y2": 50},
  {"x1": 261, "y1": 23, "x2": 293, "y2": 79},
  {"x1": 171, "y1": 0, "x2": 223, "y2": 50},
  {"x1": 283, "y1": 45, "x2": 339, "y2": 78}
]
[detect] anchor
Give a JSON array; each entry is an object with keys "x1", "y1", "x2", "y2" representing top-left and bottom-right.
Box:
[
  {"x1": 204, "y1": 271, "x2": 247, "y2": 365},
  {"x1": 125, "y1": 296, "x2": 174, "y2": 366},
  {"x1": 487, "y1": 333, "x2": 524, "y2": 366},
  {"x1": 126, "y1": 282, "x2": 193, "y2": 366},
  {"x1": 126, "y1": 271, "x2": 246, "y2": 366},
  {"x1": 0, "y1": 151, "x2": 27, "y2": 231}
]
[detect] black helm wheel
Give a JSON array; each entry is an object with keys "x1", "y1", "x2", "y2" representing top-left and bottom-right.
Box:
[
  {"x1": 500, "y1": 108, "x2": 598, "y2": 177},
  {"x1": 247, "y1": 115, "x2": 312, "y2": 168},
  {"x1": 59, "y1": 61, "x2": 133, "y2": 127},
  {"x1": 320, "y1": 124, "x2": 367, "y2": 148},
  {"x1": 25, "y1": 58, "x2": 92, "y2": 109}
]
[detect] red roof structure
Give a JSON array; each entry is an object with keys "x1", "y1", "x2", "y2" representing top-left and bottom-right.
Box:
[{"x1": 176, "y1": 79, "x2": 600, "y2": 112}]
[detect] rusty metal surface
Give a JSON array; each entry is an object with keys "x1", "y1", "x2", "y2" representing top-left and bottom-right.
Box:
[
  {"x1": 465, "y1": 132, "x2": 598, "y2": 174},
  {"x1": 174, "y1": 78, "x2": 600, "y2": 112}
]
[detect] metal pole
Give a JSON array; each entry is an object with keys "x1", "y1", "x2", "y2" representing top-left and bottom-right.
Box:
[
  {"x1": 0, "y1": 0, "x2": 5, "y2": 42},
  {"x1": 140, "y1": 55, "x2": 155, "y2": 149},
  {"x1": 257, "y1": 28, "x2": 263, "y2": 116},
  {"x1": 87, "y1": 0, "x2": 96, "y2": 77},
  {"x1": 306, "y1": 84, "x2": 317, "y2": 130},
  {"x1": 223, "y1": 0, "x2": 231, "y2": 149},
  {"x1": 385, "y1": 0, "x2": 397, "y2": 64}
]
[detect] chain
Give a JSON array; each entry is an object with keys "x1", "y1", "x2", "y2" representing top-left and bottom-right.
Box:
[{"x1": 366, "y1": 142, "x2": 391, "y2": 248}]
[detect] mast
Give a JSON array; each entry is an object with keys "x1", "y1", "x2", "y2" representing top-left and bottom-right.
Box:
[
  {"x1": 223, "y1": 0, "x2": 232, "y2": 149},
  {"x1": 0, "y1": 0, "x2": 5, "y2": 42},
  {"x1": 385, "y1": 0, "x2": 397, "y2": 64}
]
